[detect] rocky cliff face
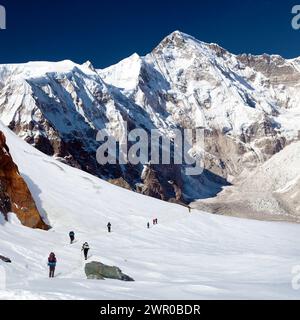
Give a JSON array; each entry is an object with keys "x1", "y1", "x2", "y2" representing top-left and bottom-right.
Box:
[
  {"x1": 0, "y1": 131, "x2": 48, "y2": 229},
  {"x1": 0, "y1": 31, "x2": 299, "y2": 205}
]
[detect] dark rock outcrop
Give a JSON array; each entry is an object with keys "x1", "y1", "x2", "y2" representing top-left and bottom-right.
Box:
[
  {"x1": 168, "y1": 180, "x2": 182, "y2": 201},
  {"x1": 0, "y1": 184, "x2": 11, "y2": 220},
  {"x1": 0, "y1": 255, "x2": 11, "y2": 263}
]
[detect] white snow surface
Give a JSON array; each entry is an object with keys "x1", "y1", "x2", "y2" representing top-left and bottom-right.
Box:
[
  {"x1": 0, "y1": 123, "x2": 300, "y2": 300},
  {"x1": 0, "y1": 60, "x2": 96, "y2": 81},
  {"x1": 100, "y1": 53, "x2": 142, "y2": 92}
]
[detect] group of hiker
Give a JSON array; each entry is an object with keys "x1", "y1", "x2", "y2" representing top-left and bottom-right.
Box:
[
  {"x1": 47, "y1": 240, "x2": 90, "y2": 277},
  {"x1": 48, "y1": 216, "x2": 162, "y2": 278},
  {"x1": 147, "y1": 218, "x2": 158, "y2": 229},
  {"x1": 47, "y1": 223, "x2": 112, "y2": 278},
  {"x1": 65, "y1": 239, "x2": 90, "y2": 261}
]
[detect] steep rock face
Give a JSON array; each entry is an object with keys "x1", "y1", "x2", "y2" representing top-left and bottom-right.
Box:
[
  {"x1": 138, "y1": 163, "x2": 165, "y2": 200},
  {"x1": 0, "y1": 131, "x2": 48, "y2": 229}
]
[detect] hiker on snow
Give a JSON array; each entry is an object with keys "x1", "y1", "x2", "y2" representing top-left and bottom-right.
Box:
[
  {"x1": 48, "y1": 252, "x2": 57, "y2": 278},
  {"x1": 107, "y1": 222, "x2": 112, "y2": 233},
  {"x1": 81, "y1": 242, "x2": 90, "y2": 260},
  {"x1": 69, "y1": 231, "x2": 75, "y2": 244},
  {"x1": 147, "y1": 222, "x2": 150, "y2": 229}
]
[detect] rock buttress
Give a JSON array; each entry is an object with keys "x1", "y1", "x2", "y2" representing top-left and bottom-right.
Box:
[{"x1": 0, "y1": 131, "x2": 49, "y2": 229}]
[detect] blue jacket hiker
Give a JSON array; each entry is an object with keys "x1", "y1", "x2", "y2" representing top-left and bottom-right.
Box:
[{"x1": 48, "y1": 252, "x2": 57, "y2": 278}]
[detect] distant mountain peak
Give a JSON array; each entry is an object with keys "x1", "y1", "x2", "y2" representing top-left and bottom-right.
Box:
[{"x1": 82, "y1": 60, "x2": 96, "y2": 72}]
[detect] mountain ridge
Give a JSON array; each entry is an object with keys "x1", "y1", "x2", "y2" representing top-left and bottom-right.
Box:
[{"x1": 0, "y1": 31, "x2": 299, "y2": 217}]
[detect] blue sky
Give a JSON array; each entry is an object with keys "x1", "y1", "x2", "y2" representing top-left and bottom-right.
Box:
[{"x1": 0, "y1": 0, "x2": 300, "y2": 67}]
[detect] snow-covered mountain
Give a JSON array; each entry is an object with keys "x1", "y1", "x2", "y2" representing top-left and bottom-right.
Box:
[
  {"x1": 0, "y1": 31, "x2": 300, "y2": 206},
  {"x1": 1, "y1": 122, "x2": 300, "y2": 300},
  {"x1": 194, "y1": 140, "x2": 300, "y2": 222}
]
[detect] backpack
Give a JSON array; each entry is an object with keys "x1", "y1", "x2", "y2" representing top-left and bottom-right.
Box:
[
  {"x1": 69, "y1": 231, "x2": 74, "y2": 237},
  {"x1": 48, "y1": 253, "x2": 57, "y2": 265},
  {"x1": 83, "y1": 243, "x2": 89, "y2": 250}
]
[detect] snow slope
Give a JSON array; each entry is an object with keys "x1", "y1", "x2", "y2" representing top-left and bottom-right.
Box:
[{"x1": 0, "y1": 124, "x2": 300, "y2": 299}]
